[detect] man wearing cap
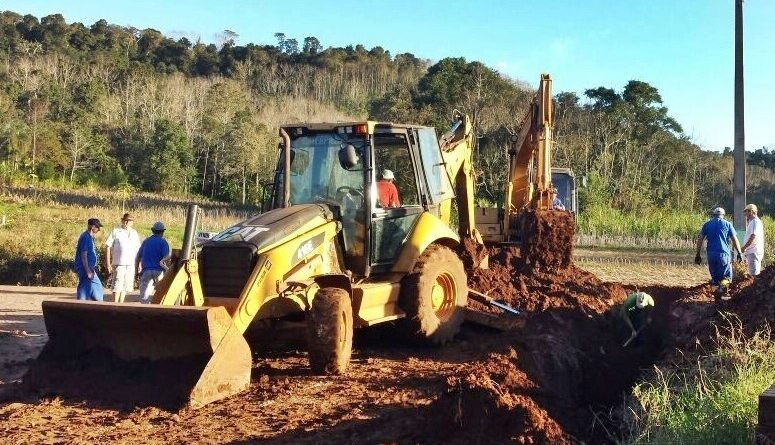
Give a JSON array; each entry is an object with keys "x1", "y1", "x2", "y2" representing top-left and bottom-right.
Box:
[
  {"x1": 135, "y1": 221, "x2": 171, "y2": 304},
  {"x1": 695, "y1": 207, "x2": 744, "y2": 296},
  {"x1": 551, "y1": 190, "x2": 566, "y2": 211},
  {"x1": 376, "y1": 169, "x2": 400, "y2": 208},
  {"x1": 742, "y1": 203, "x2": 765, "y2": 276},
  {"x1": 104, "y1": 213, "x2": 141, "y2": 303},
  {"x1": 74, "y1": 218, "x2": 104, "y2": 301},
  {"x1": 622, "y1": 290, "x2": 655, "y2": 346}
]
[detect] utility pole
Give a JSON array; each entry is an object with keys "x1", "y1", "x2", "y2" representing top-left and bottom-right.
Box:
[{"x1": 733, "y1": 0, "x2": 746, "y2": 230}]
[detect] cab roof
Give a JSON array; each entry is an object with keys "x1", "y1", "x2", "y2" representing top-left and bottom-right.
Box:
[{"x1": 280, "y1": 121, "x2": 430, "y2": 135}]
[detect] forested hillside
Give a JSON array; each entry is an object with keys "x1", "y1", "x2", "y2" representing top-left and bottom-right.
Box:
[{"x1": 1, "y1": 11, "x2": 771, "y2": 213}]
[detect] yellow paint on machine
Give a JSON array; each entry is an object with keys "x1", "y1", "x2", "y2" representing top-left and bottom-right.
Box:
[
  {"x1": 233, "y1": 219, "x2": 341, "y2": 333},
  {"x1": 352, "y1": 280, "x2": 403, "y2": 326},
  {"x1": 391, "y1": 212, "x2": 460, "y2": 273}
]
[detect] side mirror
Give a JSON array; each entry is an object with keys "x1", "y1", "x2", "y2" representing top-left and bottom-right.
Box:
[
  {"x1": 338, "y1": 144, "x2": 360, "y2": 170},
  {"x1": 580, "y1": 176, "x2": 588, "y2": 188}
]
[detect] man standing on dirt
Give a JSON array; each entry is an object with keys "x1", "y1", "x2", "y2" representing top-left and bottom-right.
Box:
[
  {"x1": 741, "y1": 204, "x2": 765, "y2": 276},
  {"x1": 104, "y1": 213, "x2": 140, "y2": 303},
  {"x1": 695, "y1": 207, "x2": 743, "y2": 296},
  {"x1": 135, "y1": 221, "x2": 171, "y2": 304},
  {"x1": 74, "y1": 218, "x2": 104, "y2": 301},
  {"x1": 622, "y1": 291, "x2": 654, "y2": 346}
]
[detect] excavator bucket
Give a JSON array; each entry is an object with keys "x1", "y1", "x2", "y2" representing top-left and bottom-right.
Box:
[{"x1": 24, "y1": 300, "x2": 251, "y2": 410}]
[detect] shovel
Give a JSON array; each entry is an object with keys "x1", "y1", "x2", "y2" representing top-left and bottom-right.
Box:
[
  {"x1": 622, "y1": 327, "x2": 645, "y2": 347},
  {"x1": 464, "y1": 290, "x2": 524, "y2": 331},
  {"x1": 468, "y1": 289, "x2": 521, "y2": 316}
]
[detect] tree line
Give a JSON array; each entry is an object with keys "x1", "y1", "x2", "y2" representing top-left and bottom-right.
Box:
[{"x1": 0, "y1": 11, "x2": 767, "y2": 214}]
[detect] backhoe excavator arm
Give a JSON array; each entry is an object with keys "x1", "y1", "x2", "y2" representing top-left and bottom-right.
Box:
[
  {"x1": 501, "y1": 74, "x2": 555, "y2": 238},
  {"x1": 505, "y1": 74, "x2": 554, "y2": 213},
  {"x1": 439, "y1": 113, "x2": 483, "y2": 245}
]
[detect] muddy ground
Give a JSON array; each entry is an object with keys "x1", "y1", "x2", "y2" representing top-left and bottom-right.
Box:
[
  {"x1": 1, "y1": 211, "x2": 772, "y2": 444},
  {"x1": 0, "y1": 274, "x2": 764, "y2": 445},
  {"x1": 7, "y1": 288, "x2": 525, "y2": 445}
]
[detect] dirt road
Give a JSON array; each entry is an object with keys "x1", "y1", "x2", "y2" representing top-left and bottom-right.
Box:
[{"x1": 0, "y1": 287, "x2": 63, "y2": 388}]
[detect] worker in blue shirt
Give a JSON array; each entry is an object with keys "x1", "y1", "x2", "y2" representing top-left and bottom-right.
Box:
[
  {"x1": 74, "y1": 218, "x2": 104, "y2": 301},
  {"x1": 135, "y1": 221, "x2": 171, "y2": 304},
  {"x1": 695, "y1": 207, "x2": 743, "y2": 297}
]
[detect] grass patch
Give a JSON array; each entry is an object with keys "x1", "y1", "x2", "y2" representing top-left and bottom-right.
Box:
[
  {"x1": 620, "y1": 318, "x2": 775, "y2": 444},
  {"x1": 576, "y1": 260, "x2": 708, "y2": 287},
  {"x1": 0, "y1": 189, "x2": 250, "y2": 286},
  {"x1": 577, "y1": 206, "x2": 706, "y2": 240},
  {"x1": 577, "y1": 205, "x2": 775, "y2": 262}
]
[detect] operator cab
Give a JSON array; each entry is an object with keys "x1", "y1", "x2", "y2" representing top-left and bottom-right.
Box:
[
  {"x1": 551, "y1": 168, "x2": 577, "y2": 215},
  {"x1": 266, "y1": 122, "x2": 454, "y2": 278}
]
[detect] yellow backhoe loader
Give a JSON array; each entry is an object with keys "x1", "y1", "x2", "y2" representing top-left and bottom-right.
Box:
[{"x1": 26, "y1": 74, "x2": 569, "y2": 410}]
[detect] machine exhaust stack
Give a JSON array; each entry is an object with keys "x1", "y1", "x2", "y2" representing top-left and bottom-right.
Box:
[{"x1": 180, "y1": 204, "x2": 199, "y2": 264}]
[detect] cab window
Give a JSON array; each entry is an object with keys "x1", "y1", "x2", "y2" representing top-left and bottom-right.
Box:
[
  {"x1": 416, "y1": 128, "x2": 454, "y2": 203},
  {"x1": 373, "y1": 133, "x2": 420, "y2": 208}
]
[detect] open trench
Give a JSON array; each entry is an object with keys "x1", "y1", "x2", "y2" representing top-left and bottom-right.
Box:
[
  {"x1": 435, "y1": 210, "x2": 775, "y2": 444},
  {"x1": 429, "y1": 291, "x2": 687, "y2": 444},
  {"x1": 427, "y1": 210, "x2": 693, "y2": 444}
]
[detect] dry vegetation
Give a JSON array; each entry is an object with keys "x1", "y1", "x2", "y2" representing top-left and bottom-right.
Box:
[
  {"x1": 576, "y1": 258, "x2": 709, "y2": 287},
  {"x1": 0, "y1": 187, "x2": 248, "y2": 286}
]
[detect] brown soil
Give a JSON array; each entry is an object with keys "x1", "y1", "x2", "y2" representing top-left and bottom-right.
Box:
[
  {"x1": 438, "y1": 353, "x2": 572, "y2": 445},
  {"x1": 23, "y1": 346, "x2": 212, "y2": 411},
  {"x1": 446, "y1": 213, "x2": 641, "y2": 443},
  {"x1": 444, "y1": 260, "x2": 775, "y2": 444},
  {"x1": 520, "y1": 210, "x2": 575, "y2": 271},
  {"x1": 467, "y1": 245, "x2": 625, "y2": 314}
]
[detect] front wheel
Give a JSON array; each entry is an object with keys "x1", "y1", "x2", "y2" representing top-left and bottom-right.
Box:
[
  {"x1": 399, "y1": 244, "x2": 468, "y2": 345},
  {"x1": 307, "y1": 287, "x2": 353, "y2": 374}
]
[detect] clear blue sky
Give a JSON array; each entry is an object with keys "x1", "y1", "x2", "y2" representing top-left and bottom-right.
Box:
[{"x1": 4, "y1": 0, "x2": 774, "y2": 151}]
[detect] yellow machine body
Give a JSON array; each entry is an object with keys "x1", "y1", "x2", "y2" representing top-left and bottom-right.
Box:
[{"x1": 29, "y1": 117, "x2": 477, "y2": 410}]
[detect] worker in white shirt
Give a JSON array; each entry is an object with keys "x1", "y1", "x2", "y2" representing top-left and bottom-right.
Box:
[
  {"x1": 105, "y1": 212, "x2": 141, "y2": 302},
  {"x1": 741, "y1": 204, "x2": 765, "y2": 276}
]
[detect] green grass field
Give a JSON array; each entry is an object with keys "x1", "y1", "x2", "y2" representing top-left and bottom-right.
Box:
[{"x1": 578, "y1": 205, "x2": 775, "y2": 263}]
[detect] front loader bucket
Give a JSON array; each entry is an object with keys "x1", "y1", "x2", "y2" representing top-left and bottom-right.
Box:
[{"x1": 24, "y1": 300, "x2": 251, "y2": 410}]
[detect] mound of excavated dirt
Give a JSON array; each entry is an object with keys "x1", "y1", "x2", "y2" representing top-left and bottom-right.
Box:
[
  {"x1": 466, "y1": 243, "x2": 626, "y2": 315},
  {"x1": 436, "y1": 353, "x2": 572, "y2": 445},
  {"x1": 721, "y1": 266, "x2": 775, "y2": 329},
  {"x1": 666, "y1": 265, "x2": 774, "y2": 349},
  {"x1": 520, "y1": 210, "x2": 575, "y2": 271}
]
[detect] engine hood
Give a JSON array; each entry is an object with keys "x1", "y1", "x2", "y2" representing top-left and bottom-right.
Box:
[{"x1": 208, "y1": 204, "x2": 334, "y2": 253}]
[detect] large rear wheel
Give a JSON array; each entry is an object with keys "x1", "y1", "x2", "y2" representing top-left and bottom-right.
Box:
[
  {"x1": 307, "y1": 287, "x2": 353, "y2": 374},
  {"x1": 399, "y1": 244, "x2": 468, "y2": 345}
]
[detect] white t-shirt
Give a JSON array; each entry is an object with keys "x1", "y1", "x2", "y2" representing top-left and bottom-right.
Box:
[
  {"x1": 105, "y1": 227, "x2": 141, "y2": 266},
  {"x1": 744, "y1": 216, "x2": 765, "y2": 256}
]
